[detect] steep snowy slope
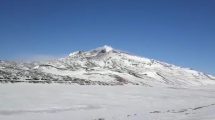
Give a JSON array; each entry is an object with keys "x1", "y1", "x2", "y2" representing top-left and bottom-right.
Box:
[{"x1": 0, "y1": 45, "x2": 214, "y2": 86}]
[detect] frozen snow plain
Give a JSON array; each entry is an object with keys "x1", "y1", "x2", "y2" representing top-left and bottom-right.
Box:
[{"x1": 1, "y1": 83, "x2": 215, "y2": 120}]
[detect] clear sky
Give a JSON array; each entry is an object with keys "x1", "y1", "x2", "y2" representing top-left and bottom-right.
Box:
[{"x1": 0, "y1": 0, "x2": 214, "y2": 75}]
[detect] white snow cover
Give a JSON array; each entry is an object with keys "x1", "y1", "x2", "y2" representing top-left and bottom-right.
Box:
[
  {"x1": 36, "y1": 45, "x2": 215, "y2": 86},
  {"x1": 1, "y1": 46, "x2": 215, "y2": 120},
  {"x1": 96, "y1": 45, "x2": 113, "y2": 52},
  {"x1": 1, "y1": 84, "x2": 215, "y2": 120},
  {"x1": 1, "y1": 45, "x2": 214, "y2": 86}
]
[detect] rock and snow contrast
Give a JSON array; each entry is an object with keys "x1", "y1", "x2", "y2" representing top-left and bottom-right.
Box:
[
  {"x1": 0, "y1": 45, "x2": 215, "y2": 87},
  {"x1": 1, "y1": 45, "x2": 215, "y2": 120}
]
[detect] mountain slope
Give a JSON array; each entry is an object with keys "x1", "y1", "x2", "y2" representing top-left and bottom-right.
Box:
[{"x1": 0, "y1": 45, "x2": 214, "y2": 87}]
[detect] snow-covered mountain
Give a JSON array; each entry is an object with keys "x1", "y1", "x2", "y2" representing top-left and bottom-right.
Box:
[{"x1": 0, "y1": 45, "x2": 215, "y2": 87}]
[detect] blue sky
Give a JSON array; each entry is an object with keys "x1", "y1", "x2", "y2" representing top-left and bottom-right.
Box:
[{"x1": 0, "y1": 0, "x2": 215, "y2": 75}]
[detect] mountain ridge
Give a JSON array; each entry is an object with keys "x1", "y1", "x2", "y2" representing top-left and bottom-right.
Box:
[{"x1": 0, "y1": 45, "x2": 215, "y2": 87}]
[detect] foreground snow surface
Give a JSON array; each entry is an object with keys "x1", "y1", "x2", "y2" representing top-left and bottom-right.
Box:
[{"x1": 0, "y1": 84, "x2": 215, "y2": 120}]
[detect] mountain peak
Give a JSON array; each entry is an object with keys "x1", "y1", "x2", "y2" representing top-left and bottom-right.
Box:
[
  {"x1": 1, "y1": 45, "x2": 215, "y2": 86},
  {"x1": 96, "y1": 45, "x2": 113, "y2": 52}
]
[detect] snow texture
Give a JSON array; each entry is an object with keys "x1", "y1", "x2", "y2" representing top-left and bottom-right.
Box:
[
  {"x1": 0, "y1": 45, "x2": 215, "y2": 87},
  {"x1": 1, "y1": 46, "x2": 215, "y2": 120},
  {"x1": 0, "y1": 84, "x2": 215, "y2": 120}
]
